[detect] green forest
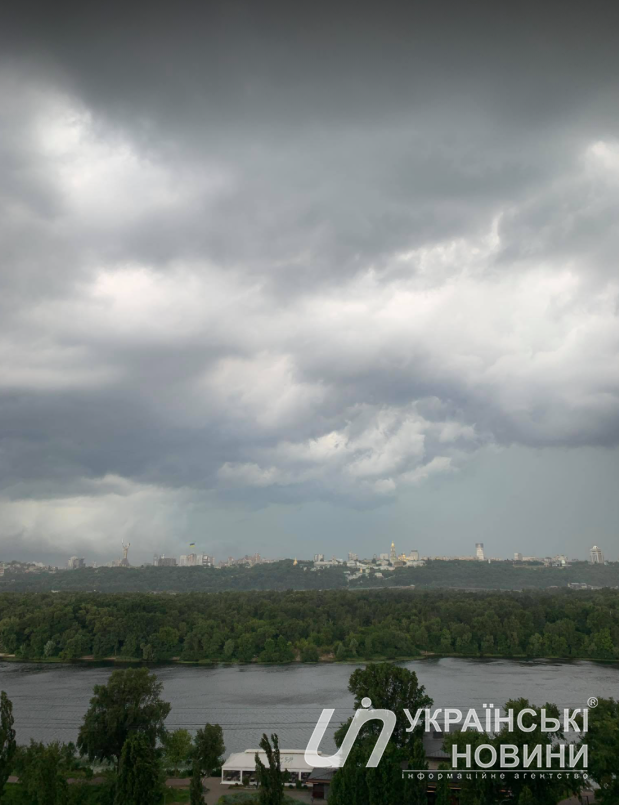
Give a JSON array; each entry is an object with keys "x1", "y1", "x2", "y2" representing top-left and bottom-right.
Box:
[
  {"x1": 0, "y1": 588, "x2": 618, "y2": 664},
  {"x1": 1, "y1": 558, "x2": 618, "y2": 594}
]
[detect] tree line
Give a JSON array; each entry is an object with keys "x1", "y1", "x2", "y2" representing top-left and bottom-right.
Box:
[{"x1": 0, "y1": 588, "x2": 618, "y2": 664}]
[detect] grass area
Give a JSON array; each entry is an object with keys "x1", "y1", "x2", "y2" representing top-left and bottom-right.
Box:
[
  {"x1": 2, "y1": 781, "x2": 107, "y2": 804},
  {"x1": 162, "y1": 787, "x2": 191, "y2": 803},
  {"x1": 3, "y1": 783, "x2": 193, "y2": 804}
]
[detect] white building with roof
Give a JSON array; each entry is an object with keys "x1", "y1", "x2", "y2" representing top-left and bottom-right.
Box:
[{"x1": 221, "y1": 748, "x2": 325, "y2": 786}]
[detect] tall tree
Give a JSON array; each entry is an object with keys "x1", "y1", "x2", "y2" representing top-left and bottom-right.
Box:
[
  {"x1": 334, "y1": 662, "x2": 433, "y2": 751},
  {"x1": 585, "y1": 697, "x2": 619, "y2": 804},
  {"x1": 330, "y1": 664, "x2": 431, "y2": 805},
  {"x1": 255, "y1": 733, "x2": 285, "y2": 805},
  {"x1": 113, "y1": 732, "x2": 163, "y2": 805},
  {"x1": 17, "y1": 741, "x2": 69, "y2": 805},
  {"x1": 77, "y1": 668, "x2": 170, "y2": 766},
  {"x1": 366, "y1": 743, "x2": 413, "y2": 805},
  {"x1": 193, "y1": 722, "x2": 225, "y2": 775},
  {"x1": 434, "y1": 762, "x2": 451, "y2": 805},
  {"x1": 328, "y1": 745, "x2": 370, "y2": 805},
  {"x1": 330, "y1": 739, "x2": 428, "y2": 805},
  {"x1": 0, "y1": 691, "x2": 16, "y2": 800},
  {"x1": 163, "y1": 728, "x2": 193, "y2": 776},
  {"x1": 189, "y1": 762, "x2": 206, "y2": 805},
  {"x1": 402, "y1": 736, "x2": 429, "y2": 805}
]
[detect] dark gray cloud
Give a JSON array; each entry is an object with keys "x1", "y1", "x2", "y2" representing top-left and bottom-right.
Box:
[{"x1": 1, "y1": 1, "x2": 619, "y2": 561}]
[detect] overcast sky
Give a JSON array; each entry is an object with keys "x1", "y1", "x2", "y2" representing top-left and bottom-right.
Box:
[{"x1": 1, "y1": 2, "x2": 618, "y2": 565}]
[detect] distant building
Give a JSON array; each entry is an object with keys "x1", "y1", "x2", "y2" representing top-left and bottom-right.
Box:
[
  {"x1": 514, "y1": 552, "x2": 523, "y2": 561},
  {"x1": 200, "y1": 554, "x2": 214, "y2": 567},
  {"x1": 158, "y1": 556, "x2": 177, "y2": 567},
  {"x1": 222, "y1": 749, "x2": 316, "y2": 787},
  {"x1": 67, "y1": 556, "x2": 85, "y2": 570},
  {"x1": 590, "y1": 545, "x2": 604, "y2": 564},
  {"x1": 347, "y1": 552, "x2": 358, "y2": 561},
  {"x1": 314, "y1": 553, "x2": 324, "y2": 562},
  {"x1": 306, "y1": 767, "x2": 337, "y2": 801},
  {"x1": 229, "y1": 553, "x2": 263, "y2": 567},
  {"x1": 408, "y1": 550, "x2": 419, "y2": 562},
  {"x1": 119, "y1": 541, "x2": 130, "y2": 567},
  {"x1": 390, "y1": 542, "x2": 397, "y2": 564},
  {"x1": 313, "y1": 557, "x2": 343, "y2": 569},
  {"x1": 475, "y1": 542, "x2": 485, "y2": 561},
  {"x1": 403, "y1": 557, "x2": 425, "y2": 567}
]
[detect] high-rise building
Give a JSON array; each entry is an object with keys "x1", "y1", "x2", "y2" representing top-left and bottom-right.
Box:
[
  {"x1": 314, "y1": 553, "x2": 325, "y2": 563},
  {"x1": 475, "y1": 543, "x2": 485, "y2": 561},
  {"x1": 590, "y1": 545, "x2": 604, "y2": 564},
  {"x1": 514, "y1": 552, "x2": 523, "y2": 561},
  {"x1": 201, "y1": 554, "x2": 214, "y2": 567},
  {"x1": 67, "y1": 556, "x2": 85, "y2": 569},
  {"x1": 408, "y1": 550, "x2": 419, "y2": 561},
  {"x1": 348, "y1": 552, "x2": 358, "y2": 561}
]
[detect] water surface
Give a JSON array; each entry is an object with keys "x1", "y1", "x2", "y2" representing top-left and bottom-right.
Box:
[{"x1": 2, "y1": 658, "x2": 617, "y2": 754}]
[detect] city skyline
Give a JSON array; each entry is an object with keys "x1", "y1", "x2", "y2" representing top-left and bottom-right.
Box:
[{"x1": 2, "y1": 536, "x2": 612, "y2": 571}]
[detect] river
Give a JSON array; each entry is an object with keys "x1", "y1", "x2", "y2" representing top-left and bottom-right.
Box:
[{"x1": 1, "y1": 658, "x2": 617, "y2": 754}]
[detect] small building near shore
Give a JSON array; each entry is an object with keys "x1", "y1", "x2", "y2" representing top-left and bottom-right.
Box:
[
  {"x1": 222, "y1": 748, "x2": 323, "y2": 786},
  {"x1": 307, "y1": 766, "x2": 337, "y2": 800},
  {"x1": 223, "y1": 731, "x2": 452, "y2": 798}
]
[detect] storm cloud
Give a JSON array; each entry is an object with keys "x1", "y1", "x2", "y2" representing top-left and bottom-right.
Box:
[{"x1": 1, "y1": 1, "x2": 619, "y2": 562}]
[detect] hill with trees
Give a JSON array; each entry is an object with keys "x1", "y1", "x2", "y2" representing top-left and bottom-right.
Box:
[{"x1": 1, "y1": 558, "x2": 618, "y2": 594}]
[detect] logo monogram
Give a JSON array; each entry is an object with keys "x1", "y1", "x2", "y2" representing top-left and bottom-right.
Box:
[{"x1": 304, "y1": 698, "x2": 396, "y2": 768}]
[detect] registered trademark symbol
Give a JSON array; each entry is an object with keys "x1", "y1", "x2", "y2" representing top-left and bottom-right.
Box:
[{"x1": 587, "y1": 697, "x2": 598, "y2": 708}]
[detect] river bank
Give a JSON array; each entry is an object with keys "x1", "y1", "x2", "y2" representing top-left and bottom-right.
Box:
[{"x1": 1, "y1": 650, "x2": 618, "y2": 667}]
